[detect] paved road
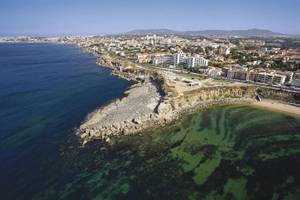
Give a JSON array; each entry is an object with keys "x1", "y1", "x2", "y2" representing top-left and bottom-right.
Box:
[{"x1": 108, "y1": 51, "x2": 300, "y2": 94}]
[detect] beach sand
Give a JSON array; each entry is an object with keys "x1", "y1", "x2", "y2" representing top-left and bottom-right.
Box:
[{"x1": 250, "y1": 99, "x2": 300, "y2": 118}]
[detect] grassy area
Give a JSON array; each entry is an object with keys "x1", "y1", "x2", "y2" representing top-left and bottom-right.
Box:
[
  {"x1": 211, "y1": 78, "x2": 234, "y2": 84},
  {"x1": 177, "y1": 73, "x2": 207, "y2": 80}
]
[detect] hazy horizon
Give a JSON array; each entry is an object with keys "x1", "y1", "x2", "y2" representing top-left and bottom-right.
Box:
[
  {"x1": 1, "y1": 0, "x2": 300, "y2": 37},
  {"x1": 0, "y1": 28, "x2": 298, "y2": 37}
]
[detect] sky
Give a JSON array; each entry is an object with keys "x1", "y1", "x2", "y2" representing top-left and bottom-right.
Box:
[{"x1": 0, "y1": 0, "x2": 300, "y2": 36}]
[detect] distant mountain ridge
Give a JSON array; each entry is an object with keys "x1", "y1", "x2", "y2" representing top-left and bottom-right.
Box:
[
  {"x1": 125, "y1": 28, "x2": 291, "y2": 37},
  {"x1": 126, "y1": 29, "x2": 178, "y2": 35}
]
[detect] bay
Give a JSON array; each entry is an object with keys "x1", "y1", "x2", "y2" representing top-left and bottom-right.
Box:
[{"x1": 1, "y1": 43, "x2": 300, "y2": 200}]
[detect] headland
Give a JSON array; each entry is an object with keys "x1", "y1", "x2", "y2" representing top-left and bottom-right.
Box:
[
  {"x1": 78, "y1": 51, "x2": 254, "y2": 143},
  {"x1": 78, "y1": 46, "x2": 300, "y2": 144}
]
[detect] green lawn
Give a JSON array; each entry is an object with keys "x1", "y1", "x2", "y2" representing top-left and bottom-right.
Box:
[{"x1": 177, "y1": 73, "x2": 207, "y2": 80}]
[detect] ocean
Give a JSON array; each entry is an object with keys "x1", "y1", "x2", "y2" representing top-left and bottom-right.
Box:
[
  {"x1": 0, "y1": 43, "x2": 131, "y2": 199},
  {"x1": 1, "y1": 43, "x2": 300, "y2": 200}
]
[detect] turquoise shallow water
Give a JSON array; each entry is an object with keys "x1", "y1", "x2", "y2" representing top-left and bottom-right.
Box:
[
  {"x1": 1, "y1": 43, "x2": 300, "y2": 200},
  {"x1": 32, "y1": 104, "x2": 300, "y2": 200}
]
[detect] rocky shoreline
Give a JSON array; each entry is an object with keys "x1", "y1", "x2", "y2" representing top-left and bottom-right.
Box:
[
  {"x1": 79, "y1": 87, "x2": 256, "y2": 144},
  {"x1": 79, "y1": 81, "x2": 162, "y2": 143},
  {"x1": 77, "y1": 47, "x2": 258, "y2": 144}
]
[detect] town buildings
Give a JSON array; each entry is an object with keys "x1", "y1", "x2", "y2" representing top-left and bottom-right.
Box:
[
  {"x1": 186, "y1": 56, "x2": 209, "y2": 67},
  {"x1": 291, "y1": 73, "x2": 300, "y2": 87},
  {"x1": 174, "y1": 53, "x2": 186, "y2": 65},
  {"x1": 255, "y1": 72, "x2": 286, "y2": 85},
  {"x1": 226, "y1": 65, "x2": 248, "y2": 80},
  {"x1": 152, "y1": 53, "x2": 208, "y2": 67},
  {"x1": 152, "y1": 55, "x2": 173, "y2": 65},
  {"x1": 19, "y1": 34, "x2": 297, "y2": 89}
]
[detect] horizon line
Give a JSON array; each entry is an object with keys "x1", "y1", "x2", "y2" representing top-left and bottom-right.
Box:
[{"x1": 1, "y1": 27, "x2": 300, "y2": 37}]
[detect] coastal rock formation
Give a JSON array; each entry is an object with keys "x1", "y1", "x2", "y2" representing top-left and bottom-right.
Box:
[
  {"x1": 79, "y1": 50, "x2": 257, "y2": 143},
  {"x1": 79, "y1": 79, "x2": 256, "y2": 143},
  {"x1": 80, "y1": 82, "x2": 162, "y2": 142},
  {"x1": 257, "y1": 86, "x2": 300, "y2": 104},
  {"x1": 78, "y1": 42, "x2": 300, "y2": 146},
  {"x1": 172, "y1": 86, "x2": 256, "y2": 110},
  {"x1": 155, "y1": 85, "x2": 257, "y2": 124}
]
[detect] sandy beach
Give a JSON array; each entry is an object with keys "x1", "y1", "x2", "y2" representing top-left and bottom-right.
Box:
[{"x1": 250, "y1": 99, "x2": 300, "y2": 117}]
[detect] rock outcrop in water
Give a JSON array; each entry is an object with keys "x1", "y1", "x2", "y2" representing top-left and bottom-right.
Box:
[
  {"x1": 80, "y1": 81, "x2": 163, "y2": 142},
  {"x1": 79, "y1": 73, "x2": 256, "y2": 143}
]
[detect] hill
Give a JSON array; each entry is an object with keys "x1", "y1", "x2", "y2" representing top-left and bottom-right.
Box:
[{"x1": 125, "y1": 28, "x2": 289, "y2": 37}]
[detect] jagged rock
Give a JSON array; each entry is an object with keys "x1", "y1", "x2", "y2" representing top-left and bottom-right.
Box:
[
  {"x1": 79, "y1": 78, "x2": 256, "y2": 143},
  {"x1": 122, "y1": 128, "x2": 129, "y2": 135},
  {"x1": 82, "y1": 140, "x2": 88, "y2": 145},
  {"x1": 112, "y1": 124, "x2": 119, "y2": 130},
  {"x1": 80, "y1": 132, "x2": 88, "y2": 139},
  {"x1": 89, "y1": 129, "x2": 95, "y2": 136},
  {"x1": 132, "y1": 118, "x2": 141, "y2": 124},
  {"x1": 105, "y1": 138, "x2": 111, "y2": 143}
]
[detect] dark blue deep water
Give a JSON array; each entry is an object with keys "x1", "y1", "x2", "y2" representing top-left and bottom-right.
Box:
[{"x1": 0, "y1": 43, "x2": 131, "y2": 199}]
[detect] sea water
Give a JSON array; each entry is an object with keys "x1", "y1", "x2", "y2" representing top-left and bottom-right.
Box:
[{"x1": 1, "y1": 43, "x2": 300, "y2": 200}]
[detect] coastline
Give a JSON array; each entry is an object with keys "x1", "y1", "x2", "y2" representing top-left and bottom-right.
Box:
[
  {"x1": 78, "y1": 78, "x2": 257, "y2": 144},
  {"x1": 5, "y1": 42, "x2": 299, "y2": 144},
  {"x1": 77, "y1": 46, "x2": 300, "y2": 144},
  {"x1": 249, "y1": 99, "x2": 300, "y2": 118}
]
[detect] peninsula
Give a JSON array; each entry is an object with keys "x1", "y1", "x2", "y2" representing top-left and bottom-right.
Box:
[
  {"x1": 72, "y1": 33, "x2": 300, "y2": 143},
  {"x1": 1, "y1": 34, "x2": 300, "y2": 143},
  {"x1": 79, "y1": 56, "x2": 256, "y2": 143}
]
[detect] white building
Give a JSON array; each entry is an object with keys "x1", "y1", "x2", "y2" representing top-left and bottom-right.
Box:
[
  {"x1": 225, "y1": 48, "x2": 231, "y2": 55},
  {"x1": 277, "y1": 71, "x2": 294, "y2": 84},
  {"x1": 291, "y1": 72, "x2": 300, "y2": 87},
  {"x1": 186, "y1": 56, "x2": 208, "y2": 68},
  {"x1": 273, "y1": 74, "x2": 287, "y2": 85},
  {"x1": 152, "y1": 56, "x2": 173, "y2": 65},
  {"x1": 173, "y1": 53, "x2": 186, "y2": 65},
  {"x1": 255, "y1": 72, "x2": 286, "y2": 86}
]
